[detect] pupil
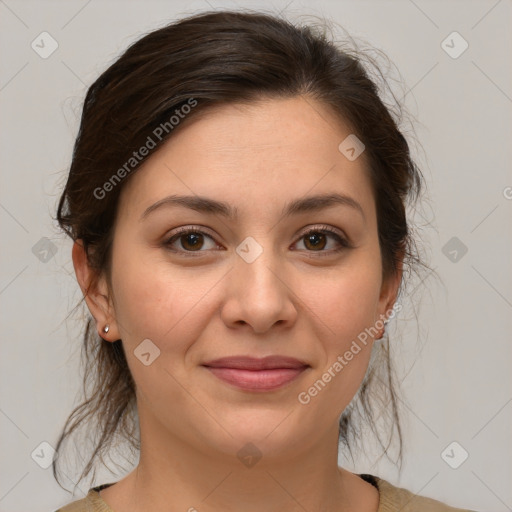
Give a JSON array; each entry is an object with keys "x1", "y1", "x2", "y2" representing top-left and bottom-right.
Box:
[
  {"x1": 306, "y1": 233, "x2": 325, "y2": 250},
  {"x1": 184, "y1": 233, "x2": 202, "y2": 250}
]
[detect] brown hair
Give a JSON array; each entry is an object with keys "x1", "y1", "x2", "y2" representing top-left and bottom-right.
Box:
[{"x1": 53, "y1": 9, "x2": 429, "y2": 490}]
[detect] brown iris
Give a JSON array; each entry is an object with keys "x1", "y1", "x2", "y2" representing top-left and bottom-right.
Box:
[
  {"x1": 303, "y1": 232, "x2": 327, "y2": 251},
  {"x1": 180, "y1": 232, "x2": 204, "y2": 251}
]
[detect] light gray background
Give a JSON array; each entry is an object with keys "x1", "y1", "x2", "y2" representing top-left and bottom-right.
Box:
[{"x1": 1, "y1": 0, "x2": 511, "y2": 511}]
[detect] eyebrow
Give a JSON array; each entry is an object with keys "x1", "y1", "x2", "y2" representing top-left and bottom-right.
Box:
[{"x1": 140, "y1": 192, "x2": 366, "y2": 222}]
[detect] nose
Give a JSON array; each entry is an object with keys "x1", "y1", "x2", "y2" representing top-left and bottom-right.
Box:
[{"x1": 220, "y1": 240, "x2": 298, "y2": 334}]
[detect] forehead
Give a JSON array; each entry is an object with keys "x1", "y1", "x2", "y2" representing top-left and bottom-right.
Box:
[
  {"x1": 118, "y1": 96, "x2": 375, "y2": 223},
  {"x1": 168, "y1": 96, "x2": 355, "y2": 156}
]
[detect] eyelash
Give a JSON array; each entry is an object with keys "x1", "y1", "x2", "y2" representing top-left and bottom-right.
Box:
[{"x1": 163, "y1": 225, "x2": 352, "y2": 258}]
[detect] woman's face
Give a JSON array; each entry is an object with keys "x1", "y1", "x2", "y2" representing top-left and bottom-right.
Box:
[{"x1": 83, "y1": 96, "x2": 400, "y2": 462}]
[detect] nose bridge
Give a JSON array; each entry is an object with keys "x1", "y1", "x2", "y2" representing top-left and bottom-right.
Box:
[
  {"x1": 234, "y1": 234, "x2": 281, "y2": 292},
  {"x1": 223, "y1": 233, "x2": 296, "y2": 331}
]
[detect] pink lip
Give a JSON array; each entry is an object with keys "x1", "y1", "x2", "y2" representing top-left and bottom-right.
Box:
[{"x1": 202, "y1": 356, "x2": 309, "y2": 391}]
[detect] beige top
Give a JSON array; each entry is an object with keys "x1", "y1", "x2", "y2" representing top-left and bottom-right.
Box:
[{"x1": 55, "y1": 474, "x2": 477, "y2": 512}]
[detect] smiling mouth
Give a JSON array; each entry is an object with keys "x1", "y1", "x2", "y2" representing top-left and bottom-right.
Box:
[
  {"x1": 204, "y1": 366, "x2": 309, "y2": 391},
  {"x1": 201, "y1": 356, "x2": 310, "y2": 391}
]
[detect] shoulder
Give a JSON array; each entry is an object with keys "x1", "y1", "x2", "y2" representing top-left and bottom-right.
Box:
[
  {"x1": 54, "y1": 476, "x2": 479, "y2": 512},
  {"x1": 54, "y1": 485, "x2": 114, "y2": 512},
  {"x1": 371, "y1": 475, "x2": 478, "y2": 512}
]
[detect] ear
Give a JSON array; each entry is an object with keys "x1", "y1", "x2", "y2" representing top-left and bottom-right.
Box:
[
  {"x1": 376, "y1": 251, "x2": 404, "y2": 328},
  {"x1": 72, "y1": 240, "x2": 121, "y2": 342}
]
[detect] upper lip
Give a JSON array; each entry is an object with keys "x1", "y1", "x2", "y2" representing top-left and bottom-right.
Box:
[{"x1": 202, "y1": 356, "x2": 309, "y2": 370}]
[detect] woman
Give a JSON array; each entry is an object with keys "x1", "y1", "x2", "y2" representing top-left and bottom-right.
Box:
[{"x1": 53, "y1": 9, "x2": 476, "y2": 512}]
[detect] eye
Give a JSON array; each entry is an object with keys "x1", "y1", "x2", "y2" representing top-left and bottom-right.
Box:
[
  {"x1": 162, "y1": 225, "x2": 351, "y2": 257},
  {"x1": 293, "y1": 225, "x2": 351, "y2": 257},
  {"x1": 163, "y1": 226, "x2": 221, "y2": 254}
]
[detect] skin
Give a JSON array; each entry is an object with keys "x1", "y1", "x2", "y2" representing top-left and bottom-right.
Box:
[{"x1": 73, "y1": 95, "x2": 402, "y2": 512}]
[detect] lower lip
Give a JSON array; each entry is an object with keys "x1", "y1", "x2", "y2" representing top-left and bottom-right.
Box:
[{"x1": 204, "y1": 366, "x2": 308, "y2": 391}]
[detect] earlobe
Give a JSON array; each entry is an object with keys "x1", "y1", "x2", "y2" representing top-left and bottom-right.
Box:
[{"x1": 71, "y1": 240, "x2": 120, "y2": 341}]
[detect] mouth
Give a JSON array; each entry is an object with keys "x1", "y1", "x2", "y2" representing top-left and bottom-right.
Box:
[{"x1": 201, "y1": 356, "x2": 310, "y2": 392}]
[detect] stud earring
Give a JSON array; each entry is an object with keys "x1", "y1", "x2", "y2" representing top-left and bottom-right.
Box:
[
  {"x1": 376, "y1": 320, "x2": 389, "y2": 342},
  {"x1": 103, "y1": 325, "x2": 110, "y2": 334},
  {"x1": 381, "y1": 320, "x2": 389, "y2": 339}
]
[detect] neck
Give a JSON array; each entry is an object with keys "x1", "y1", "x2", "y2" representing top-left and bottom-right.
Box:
[{"x1": 105, "y1": 412, "x2": 379, "y2": 512}]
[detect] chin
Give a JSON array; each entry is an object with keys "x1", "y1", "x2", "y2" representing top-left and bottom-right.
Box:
[{"x1": 200, "y1": 408, "x2": 309, "y2": 462}]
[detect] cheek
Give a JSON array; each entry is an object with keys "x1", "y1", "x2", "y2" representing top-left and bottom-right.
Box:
[
  {"x1": 297, "y1": 263, "x2": 381, "y2": 405},
  {"x1": 303, "y1": 263, "x2": 382, "y2": 348},
  {"x1": 109, "y1": 249, "x2": 216, "y2": 407},
  {"x1": 110, "y1": 246, "x2": 220, "y2": 354}
]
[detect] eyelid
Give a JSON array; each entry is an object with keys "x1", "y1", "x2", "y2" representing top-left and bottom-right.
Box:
[
  {"x1": 170, "y1": 224, "x2": 218, "y2": 239},
  {"x1": 296, "y1": 224, "x2": 348, "y2": 241},
  {"x1": 293, "y1": 224, "x2": 352, "y2": 256},
  {"x1": 163, "y1": 224, "x2": 351, "y2": 254},
  {"x1": 164, "y1": 225, "x2": 223, "y2": 252}
]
